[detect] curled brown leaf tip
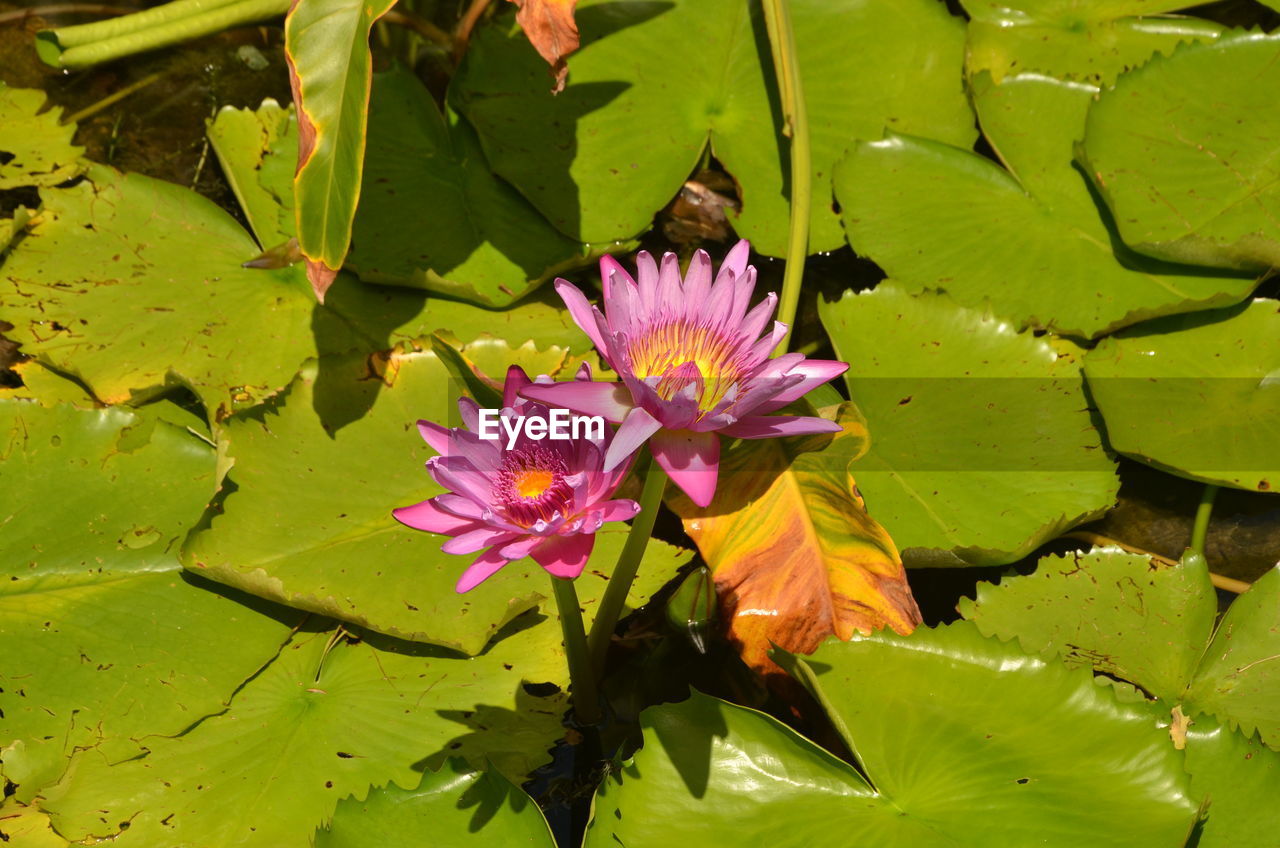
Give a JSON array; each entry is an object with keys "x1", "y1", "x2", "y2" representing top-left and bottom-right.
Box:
[{"x1": 508, "y1": 0, "x2": 578, "y2": 93}]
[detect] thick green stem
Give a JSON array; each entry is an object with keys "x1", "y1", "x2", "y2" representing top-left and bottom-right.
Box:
[
  {"x1": 1190, "y1": 483, "x2": 1219, "y2": 559},
  {"x1": 586, "y1": 458, "x2": 668, "y2": 679},
  {"x1": 761, "y1": 0, "x2": 810, "y2": 353},
  {"x1": 550, "y1": 575, "x2": 600, "y2": 726},
  {"x1": 39, "y1": 0, "x2": 289, "y2": 68}
]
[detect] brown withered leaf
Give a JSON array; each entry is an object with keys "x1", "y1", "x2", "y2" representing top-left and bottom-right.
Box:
[
  {"x1": 508, "y1": 0, "x2": 579, "y2": 93},
  {"x1": 669, "y1": 404, "x2": 921, "y2": 679}
]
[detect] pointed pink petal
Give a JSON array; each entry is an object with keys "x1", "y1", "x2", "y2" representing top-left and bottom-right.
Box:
[
  {"x1": 589, "y1": 498, "x2": 641, "y2": 523},
  {"x1": 657, "y1": 252, "x2": 684, "y2": 316},
  {"x1": 442, "y1": 526, "x2": 519, "y2": 555},
  {"x1": 434, "y1": 492, "x2": 487, "y2": 519},
  {"x1": 728, "y1": 266, "x2": 758, "y2": 326},
  {"x1": 720, "y1": 415, "x2": 844, "y2": 439},
  {"x1": 393, "y1": 499, "x2": 480, "y2": 534},
  {"x1": 531, "y1": 533, "x2": 595, "y2": 579},
  {"x1": 750, "y1": 360, "x2": 850, "y2": 413},
  {"x1": 458, "y1": 397, "x2": 481, "y2": 432},
  {"x1": 499, "y1": 535, "x2": 543, "y2": 560},
  {"x1": 603, "y1": 264, "x2": 641, "y2": 333},
  {"x1": 635, "y1": 250, "x2": 660, "y2": 315},
  {"x1": 739, "y1": 293, "x2": 779, "y2": 343},
  {"x1": 715, "y1": 239, "x2": 751, "y2": 285},
  {"x1": 605, "y1": 406, "x2": 663, "y2": 471},
  {"x1": 416, "y1": 419, "x2": 452, "y2": 455},
  {"x1": 520, "y1": 381, "x2": 634, "y2": 424},
  {"x1": 599, "y1": 253, "x2": 637, "y2": 288},
  {"x1": 554, "y1": 278, "x2": 610, "y2": 356},
  {"x1": 502, "y1": 365, "x2": 532, "y2": 408},
  {"x1": 427, "y1": 457, "x2": 493, "y2": 503},
  {"x1": 650, "y1": 429, "x2": 720, "y2": 508},
  {"x1": 748, "y1": 320, "x2": 789, "y2": 362},
  {"x1": 681, "y1": 249, "x2": 713, "y2": 310},
  {"x1": 456, "y1": 547, "x2": 510, "y2": 593}
]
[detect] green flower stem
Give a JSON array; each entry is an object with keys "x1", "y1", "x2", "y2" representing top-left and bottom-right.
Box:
[
  {"x1": 586, "y1": 457, "x2": 668, "y2": 681},
  {"x1": 761, "y1": 0, "x2": 811, "y2": 353},
  {"x1": 38, "y1": 0, "x2": 289, "y2": 68},
  {"x1": 550, "y1": 575, "x2": 600, "y2": 726},
  {"x1": 1190, "y1": 483, "x2": 1219, "y2": 560}
]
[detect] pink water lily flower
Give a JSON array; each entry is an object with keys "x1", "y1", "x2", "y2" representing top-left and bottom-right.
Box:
[
  {"x1": 521, "y1": 240, "x2": 848, "y2": 507},
  {"x1": 393, "y1": 365, "x2": 640, "y2": 593}
]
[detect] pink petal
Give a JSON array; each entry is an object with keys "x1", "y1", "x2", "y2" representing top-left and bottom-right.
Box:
[
  {"x1": 519, "y1": 380, "x2": 635, "y2": 424},
  {"x1": 456, "y1": 547, "x2": 510, "y2": 593},
  {"x1": 499, "y1": 535, "x2": 543, "y2": 560},
  {"x1": 657, "y1": 252, "x2": 684, "y2": 317},
  {"x1": 604, "y1": 406, "x2": 663, "y2": 471},
  {"x1": 715, "y1": 239, "x2": 751, "y2": 286},
  {"x1": 434, "y1": 492, "x2": 487, "y2": 519},
  {"x1": 427, "y1": 456, "x2": 494, "y2": 504},
  {"x1": 393, "y1": 499, "x2": 480, "y2": 534},
  {"x1": 590, "y1": 498, "x2": 641, "y2": 523},
  {"x1": 502, "y1": 365, "x2": 532, "y2": 408},
  {"x1": 531, "y1": 532, "x2": 595, "y2": 579},
  {"x1": 727, "y1": 266, "x2": 758, "y2": 326},
  {"x1": 458, "y1": 397, "x2": 481, "y2": 432},
  {"x1": 681, "y1": 249, "x2": 713, "y2": 309},
  {"x1": 650, "y1": 429, "x2": 720, "y2": 508},
  {"x1": 416, "y1": 419, "x2": 452, "y2": 455},
  {"x1": 442, "y1": 526, "x2": 519, "y2": 555},
  {"x1": 750, "y1": 359, "x2": 850, "y2": 413},
  {"x1": 554, "y1": 279, "x2": 610, "y2": 357},
  {"x1": 719, "y1": 415, "x2": 844, "y2": 439},
  {"x1": 748, "y1": 320, "x2": 789, "y2": 362},
  {"x1": 635, "y1": 250, "x2": 660, "y2": 315},
  {"x1": 739, "y1": 293, "x2": 779, "y2": 344}
]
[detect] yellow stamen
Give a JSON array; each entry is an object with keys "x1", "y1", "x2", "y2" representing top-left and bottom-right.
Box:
[{"x1": 514, "y1": 468, "x2": 555, "y2": 499}]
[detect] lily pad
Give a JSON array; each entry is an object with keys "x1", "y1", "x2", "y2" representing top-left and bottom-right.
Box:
[
  {"x1": 451, "y1": 0, "x2": 973, "y2": 255},
  {"x1": 183, "y1": 348, "x2": 690, "y2": 655},
  {"x1": 1081, "y1": 33, "x2": 1280, "y2": 271},
  {"x1": 1083, "y1": 298, "x2": 1280, "y2": 492},
  {"x1": 0, "y1": 86, "x2": 82, "y2": 189},
  {"x1": 0, "y1": 400, "x2": 301, "y2": 799},
  {"x1": 962, "y1": 0, "x2": 1222, "y2": 84},
  {"x1": 41, "y1": 625, "x2": 568, "y2": 848},
  {"x1": 1185, "y1": 720, "x2": 1280, "y2": 848},
  {"x1": 962, "y1": 548, "x2": 1280, "y2": 748},
  {"x1": 207, "y1": 98, "x2": 298, "y2": 250},
  {"x1": 348, "y1": 69, "x2": 601, "y2": 305},
  {"x1": 585, "y1": 623, "x2": 1198, "y2": 847},
  {"x1": 837, "y1": 72, "x2": 1257, "y2": 338},
  {"x1": 314, "y1": 761, "x2": 556, "y2": 848},
  {"x1": 818, "y1": 285, "x2": 1119, "y2": 567}
]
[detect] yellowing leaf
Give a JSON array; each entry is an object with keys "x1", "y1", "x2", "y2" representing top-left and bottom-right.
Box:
[
  {"x1": 508, "y1": 0, "x2": 579, "y2": 93},
  {"x1": 669, "y1": 406, "x2": 921, "y2": 678}
]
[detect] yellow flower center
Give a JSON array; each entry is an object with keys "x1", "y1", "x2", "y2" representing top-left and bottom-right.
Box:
[
  {"x1": 628, "y1": 322, "x2": 741, "y2": 412},
  {"x1": 514, "y1": 468, "x2": 555, "y2": 499}
]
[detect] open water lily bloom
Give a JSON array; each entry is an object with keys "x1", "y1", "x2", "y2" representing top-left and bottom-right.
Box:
[
  {"x1": 521, "y1": 240, "x2": 848, "y2": 507},
  {"x1": 393, "y1": 365, "x2": 640, "y2": 593}
]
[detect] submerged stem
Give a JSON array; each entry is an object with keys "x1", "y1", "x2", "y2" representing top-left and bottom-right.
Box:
[
  {"x1": 586, "y1": 458, "x2": 669, "y2": 680},
  {"x1": 761, "y1": 0, "x2": 810, "y2": 353},
  {"x1": 1190, "y1": 483, "x2": 1219, "y2": 560},
  {"x1": 550, "y1": 575, "x2": 600, "y2": 726}
]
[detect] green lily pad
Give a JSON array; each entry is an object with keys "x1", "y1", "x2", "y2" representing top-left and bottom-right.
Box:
[
  {"x1": 1185, "y1": 720, "x2": 1280, "y2": 848},
  {"x1": 963, "y1": 549, "x2": 1280, "y2": 748},
  {"x1": 41, "y1": 624, "x2": 568, "y2": 848},
  {"x1": 1081, "y1": 33, "x2": 1280, "y2": 271},
  {"x1": 837, "y1": 72, "x2": 1257, "y2": 338},
  {"x1": 0, "y1": 86, "x2": 82, "y2": 189},
  {"x1": 314, "y1": 761, "x2": 556, "y2": 848},
  {"x1": 1083, "y1": 298, "x2": 1280, "y2": 492},
  {"x1": 818, "y1": 285, "x2": 1118, "y2": 567},
  {"x1": 586, "y1": 623, "x2": 1197, "y2": 847},
  {"x1": 183, "y1": 348, "x2": 690, "y2": 655},
  {"x1": 348, "y1": 69, "x2": 601, "y2": 305},
  {"x1": 0, "y1": 400, "x2": 301, "y2": 799},
  {"x1": 962, "y1": 0, "x2": 1222, "y2": 85},
  {"x1": 207, "y1": 98, "x2": 298, "y2": 250},
  {"x1": 451, "y1": 0, "x2": 973, "y2": 256}
]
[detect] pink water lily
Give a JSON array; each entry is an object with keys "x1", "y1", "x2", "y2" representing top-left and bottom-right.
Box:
[
  {"x1": 521, "y1": 240, "x2": 847, "y2": 507},
  {"x1": 393, "y1": 365, "x2": 639, "y2": 593}
]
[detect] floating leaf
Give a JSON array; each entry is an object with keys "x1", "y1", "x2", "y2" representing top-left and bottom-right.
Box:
[
  {"x1": 42, "y1": 626, "x2": 567, "y2": 847},
  {"x1": 963, "y1": 548, "x2": 1280, "y2": 748},
  {"x1": 183, "y1": 348, "x2": 689, "y2": 655},
  {"x1": 0, "y1": 400, "x2": 300, "y2": 799},
  {"x1": 1185, "y1": 720, "x2": 1280, "y2": 848},
  {"x1": 818, "y1": 285, "x2": 1118, "y2": 566},
  {"x1": 207, "y1": 98, "x2": 298, "y2": 250},
  {"x1": 315, "y1": 760, "x2": 556, "y2": 847},
  {"x1": 586, "y1": 624, "x2": 1198, "y2": 847},
  {"x1": 452, "y1": 0, "x2": 973, "y2": 255},
  {"x1": 0, "y1": 86, "x2": 82, "y2": 189},
  {"x1": 1083, "y1": 298, "x2": 1280, "y2": 492},
  {"x1": 669, "y1": 405, "x2": 919, "y2": 677},
  {"x1": 348, "y1": 69, "x2": 602, "y2": 305},
  {"x1": 286, "y1": 0, "x2": 397, "y2": 299},
  {"x1": 961, "y1": 0, "x2": 1221, "y2": 84},
  {"x1": 837, "y1": 72, "x2": 1257, "y2": 338},
  {"x1": 1081, "y1": 33, "x2": 1280, "y2": 270},
  {"x1": 0, "y1": 799, "x2": 68, "y2": 847}
]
